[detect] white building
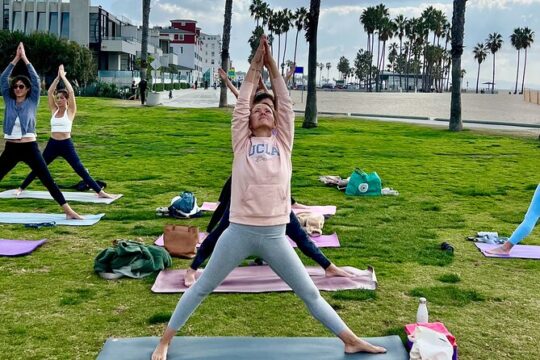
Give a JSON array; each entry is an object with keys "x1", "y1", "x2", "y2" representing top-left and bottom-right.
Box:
[{"x1": 200, "y1": 33, "x2": 221, "y2": 86}]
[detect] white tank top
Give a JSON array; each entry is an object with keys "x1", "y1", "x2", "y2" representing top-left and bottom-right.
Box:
[
  {"x1": 50, "y1": 109, "x2": 72, "y2": 133},
  {"x1": 4, "y1": 116, "x2": 37, "y2": 140}
]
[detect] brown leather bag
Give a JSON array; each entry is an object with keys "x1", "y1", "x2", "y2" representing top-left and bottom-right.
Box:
[{"x1": 163, "y1": 225, "x2": 199, "y2": 258}]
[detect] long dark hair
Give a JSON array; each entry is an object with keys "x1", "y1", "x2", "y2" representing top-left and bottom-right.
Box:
[{"x1": 9, "y1": 75, "x2": 32, "y2": 99}]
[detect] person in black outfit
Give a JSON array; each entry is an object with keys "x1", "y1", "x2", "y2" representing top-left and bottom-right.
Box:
[
  {"x1": 138, "y1": 79, "x2": 147, "y2": 105},
  {"x1": 184, "y1": 175, "x2": 352, "y2": 286}
]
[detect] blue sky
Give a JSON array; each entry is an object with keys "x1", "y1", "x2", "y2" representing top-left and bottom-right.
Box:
[{"x1": 93, "y1": 0, "x2": 540, "y2": 90}]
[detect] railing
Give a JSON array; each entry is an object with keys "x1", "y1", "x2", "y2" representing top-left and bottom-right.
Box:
[
  {"x1": 523, "y1": 89, "x2": 540, "y2": 105},
  {"x1": 101, "y1": 36, "x2": 140, "y2": 43},
  {"x1": 98, "y1": 70, "x2": 185, "y2": 87}
]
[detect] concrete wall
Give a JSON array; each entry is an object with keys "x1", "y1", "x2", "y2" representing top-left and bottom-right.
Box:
[
  {"x1": 523, "y1": 89, "x2": 540, "y2": 105},
  {"x1": 69, "y1": 0, "x2": 90, "y2": 47}
]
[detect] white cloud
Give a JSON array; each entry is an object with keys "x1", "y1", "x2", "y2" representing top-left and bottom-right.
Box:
[{"x1": 469, "y1": 0, "x2": 540, "y2": 9}]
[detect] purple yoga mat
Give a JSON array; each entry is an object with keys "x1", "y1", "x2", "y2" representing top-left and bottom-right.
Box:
[
  {"x1": 200, "y1": 202, "x2": 337, "y2": 217},
  {"x1": 154, "y1": 232, "x2": 340, "y2": 248},
  {"x1": 476, "y1": 243, "x2": 540, "y2": 259},
  {"x1": 151, "y1": 265, "x2": 377, "y2": 293},
  {"x1": 0, "y1": 239, "x2": 47, "y2": 256}
]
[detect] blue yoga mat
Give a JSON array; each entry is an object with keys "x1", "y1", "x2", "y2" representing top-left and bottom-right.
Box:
[
  {"x1": 0, "y1": 212, "x2": 105, "y2": 226},
  {"x1": 97, "y1": 336, "x2": 408, "y2": 360}
]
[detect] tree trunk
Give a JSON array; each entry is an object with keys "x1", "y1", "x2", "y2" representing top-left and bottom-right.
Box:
[
  {"x1": 521, "y1": 48, "x2": 528, "y2": 94},
  {"x1": 293, "y1": 29, "x2": 299, "y2": 87},
  {"x1": 303, "y1": 0, "x2": 320, "y2": 128},
  {"x1": 449, "y1": 0, "x2": 466, "y2": 132},
  {"x1": 219, "y1": 0, "x2": 233, "y2": 108},
  {"x1": 282, "y1": 32, "x2": 289, "y2": 77},
  {"x1": 514, "y1": 50, "x2": 520, "y2": 94},
  {"x1": 475, "y1": 62, "x2": 480, "y2": 93},
  {"x1": 140, "y1": 0, "x2": 150, "y2": 81},
  {"x1": 491, "y1": 53, "x2": 495, "y2": 94}
]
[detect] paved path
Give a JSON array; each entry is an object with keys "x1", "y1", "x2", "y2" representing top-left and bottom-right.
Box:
[{"x1": 137, "y1": 88, "x2": 540, "y2": 135}]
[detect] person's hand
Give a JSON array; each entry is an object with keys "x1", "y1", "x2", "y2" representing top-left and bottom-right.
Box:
[
  {"x1": 58, "y1": 64, "x2": 67, "y2": 79},
  {"x1": 18, "y1": 42, "x2": 28, "y2": 62},
  {"x1": 261, "y1": 36, "x2": 273, "y2": 66},
  {"x1": 251, "y1": 37, "x2": 265, "y2": 70},
  {"x1": 218, "y1": 68, "x2": 228, "y2": 81},
  {"x1": 286, "y1": 63, "x2": 296, "y2": 78}
]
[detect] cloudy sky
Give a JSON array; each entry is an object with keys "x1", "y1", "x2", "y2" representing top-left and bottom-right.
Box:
[{"x1": 93, "y1": 0, "x2": 540, "y2": 90}]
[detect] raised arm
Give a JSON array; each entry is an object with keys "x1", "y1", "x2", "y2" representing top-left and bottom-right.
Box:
[
  {"x1": 1, "y1": 44, "x2": 22, "y2": 98},
  {"x1": 263, "y1": 39, "x2": 294, "y2": 150},
  {"x1": 47, "y1": 76, "x2": 60, "y2": 112},
  {"x1": 231, "y1": 38, "x2": 265, "y2": 153},
  {"x1": 284, "y1": 63, "x2": 296, "y2": 84},
  {"x1": 218, "y1": 68, "x2": 239, "y2": 99},
  {"x1": 19, "y1": 43, "x2": 40, "y2": 103},
  {"x1": 58, "y1": 65, "x2": 76, "y2": 117}
]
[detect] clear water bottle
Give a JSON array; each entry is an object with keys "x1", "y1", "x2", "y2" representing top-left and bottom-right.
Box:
[{"x1": 416, "y1": 297, "x2": 429, "y2": 323}]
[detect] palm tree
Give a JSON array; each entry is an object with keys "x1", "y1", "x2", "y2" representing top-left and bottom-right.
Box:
[
  {"x1": 219, "y1": 0, "x2": 233, "y2": 108},
  {"x1": 449, "y1": 0, "x2": 466, "y2": 132},
  {"x1": 394, "y1": 14, "x2": 407, "y2": 89},
  {"x1": 485, "y1": 32, "x2": 503, "y2": 94},
  {"x1": 472, "y1": 43, "x2": 487, "y2": 94},
  {"x1": 318, "y1": 62, "x2": 324, "y2": 86},
  {"x1": 292, "y1": 7, "x2": 308, "y2": 65},
  {"x1": 140, "y1": 0, "x2": 151, "y2": 81},
  {"x1": 249, "y1": 0, "x2": 265, "y2": 27},
  {"x1": 280, "y1": 9, "x2": 293, "y2": 76},
  {"x1": 360, "y1": 6, "x2": 377, "y2": 91},
  {"x1": 303, "y1": 0, "x2": 321, "y2": 128},
  {"x1": 520, "y1": 27, "x2": 535, "y2": 94},
  {"x1": 378, "y1": 17, "x2": 396, "y2": 90},
  {"x1": 272, "y1": 10, "x2": 284, "y2": 67},
  {"x1": 326, "y1": 62, "x2": 331, "y2": 83},
  {"x1": 510, "y1": 28, "x2": 524, "y2": 94}
]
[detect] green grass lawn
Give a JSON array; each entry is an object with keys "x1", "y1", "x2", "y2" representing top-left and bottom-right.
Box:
[{"x1": 1, "y1": 97, "x2": 539, "y2": 359}]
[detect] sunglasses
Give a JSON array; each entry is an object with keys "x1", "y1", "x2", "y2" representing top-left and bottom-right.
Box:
[{"x1": 13, "y1": 84, "x2": 26, "y2": 90}]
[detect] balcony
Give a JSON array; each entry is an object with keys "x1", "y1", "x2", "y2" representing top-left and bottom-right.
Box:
[{"x1": 100, "y1": 36, "x2": 140, "y2": 56}]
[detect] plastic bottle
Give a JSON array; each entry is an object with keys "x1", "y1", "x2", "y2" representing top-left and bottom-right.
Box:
[{"x1": 416, "y1": 297, "x2": 429, "y2": 323}]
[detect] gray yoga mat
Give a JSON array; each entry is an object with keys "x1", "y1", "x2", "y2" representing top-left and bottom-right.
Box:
[
  {"x1": 0, "y1": 212, "x2": 105, "y2": 226},
  {"x1": 152, "y1": 265, "x2": 377, "y2": 293},
  {"x1": 97, "y1": 336, "x2": 408, "y2": 360},
  {"x1": 0, "y1": 189, "x2": 122, "y2": 204},
  {"x1": 476, "y1": 242, "x2": 540, "y2": 259}
]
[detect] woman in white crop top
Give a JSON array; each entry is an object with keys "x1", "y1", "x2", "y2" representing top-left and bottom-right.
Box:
[{"x1": 16, "y1": 65, "x2": 116, "y2": 199}]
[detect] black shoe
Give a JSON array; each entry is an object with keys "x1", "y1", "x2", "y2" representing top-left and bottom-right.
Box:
[{"x1": 440, "y1": 242, "x2": 454, "y2": 254}]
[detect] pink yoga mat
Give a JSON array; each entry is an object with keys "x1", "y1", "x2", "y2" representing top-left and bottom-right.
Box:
[
  {"x1": 154, "y1": 232, "x2": 340, "y2": 248},
  {"x1": 151, "y1": 265, "x2": 377, "y2": 293},
  {"x1": 200, "y1": 202, "x2": 337, "y2": 217},
  {"x1": 476, "y1": 243, "x2": 540, "y2": 259},
  {"x1": 0, "y1": 239, "x2": 46, "y2": 256}
]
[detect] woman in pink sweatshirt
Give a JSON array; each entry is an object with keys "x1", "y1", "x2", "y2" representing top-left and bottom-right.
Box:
[{"x1": 152, "y1": 36, "x2": 386, "y2": 360}]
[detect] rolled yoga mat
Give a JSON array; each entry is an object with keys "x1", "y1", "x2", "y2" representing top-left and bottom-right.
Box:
[
  {"x1": 0, "y1": 239, "x2": 46, "y2": 256},
  {"x1": 154, "y1": 232, "x2": 340, "y2": 248},
  {"x1": 151, "y1": 265, "x2": 377, "y2": 293},
  {"x1": 97, "y1": 336, "x2": 408, "y2": 360},
  {"x1": 200, "y1": 202, "x2": 337, "y2": 217},
  {"x1": 0, "y1": 189, "x2": 122, "y2": 204},
  {"x1": 0, "y1": 212, "x2": 105, "y2": 226},
  {"x1": 476, "y1": 242, "x2": 540, "y2": 259}
]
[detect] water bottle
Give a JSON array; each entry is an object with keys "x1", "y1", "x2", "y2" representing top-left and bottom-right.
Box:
[{"x1": 416, "y1": 297, "x2": 429, "y2": 323}]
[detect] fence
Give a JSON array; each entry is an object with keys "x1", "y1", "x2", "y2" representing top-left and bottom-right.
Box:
[{"x1": 523, "y1": 89, "x2": 540, "y2": 105}]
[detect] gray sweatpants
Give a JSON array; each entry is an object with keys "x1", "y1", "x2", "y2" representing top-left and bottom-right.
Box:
[{"x1": 168, "y1": 223, "x2": 348, "y2": 335}]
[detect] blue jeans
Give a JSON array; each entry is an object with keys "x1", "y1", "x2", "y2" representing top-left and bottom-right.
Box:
[
  {"x1": 191, "y1": 208, "x2": 331, "y2": 270},
  {"x1": 509, "y1": 184, "x2": 540, "y2": 245},
  {"x1": 20, "y1": 138, "x2": 103, "y2": 193}
]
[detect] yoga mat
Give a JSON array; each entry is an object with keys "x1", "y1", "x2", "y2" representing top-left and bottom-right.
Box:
[
  {"x1": 0, "y1": 239, "x2": 46, "y2": 256},
  {"x1": 0, "y1": 212, "x2": 105, "y2": 226},
  {"x1": 200, "y1": 202, "x2": 337, "y2": 216},
  {"x1": 154, "y1": 232, "x2": 340, "y2": 248},
  {"x1": 152, "y1": 265, "x2": 377, "y2": 293},
  {"x1": 97, "y1": 336, "x2": 407, "y2": 360},
  {"x1": 0, "y1": 189, "x2": 122, "y2": 204},
  {"x1": 476, "y1": 243, "x2": 540, "y2": 259}
]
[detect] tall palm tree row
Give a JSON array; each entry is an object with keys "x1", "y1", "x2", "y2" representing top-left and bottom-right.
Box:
[
  {"x1": 510, "y1": 28, "x2": 524, "y2": 94},
  {"x1": 520, "y1": 27, "x2": 535, "y2": 94},
  {"x1": 485, "y1": 32, "x2": 503, "y2": 94}
]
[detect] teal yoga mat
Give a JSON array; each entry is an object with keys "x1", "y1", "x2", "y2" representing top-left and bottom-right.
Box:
[
  {"x1": 97, "y1": 336, "x2": 408, "y2": 360},
  {"x1": 0, "y1": 212, "x2": 104, "y2": 226}
]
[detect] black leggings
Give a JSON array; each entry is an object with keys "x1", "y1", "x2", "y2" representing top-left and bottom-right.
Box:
[
  {"x1": 20, "y1": 138, "x2": 102, "y2": 193},
  {"x1": 0, "y1": 141, "x2": 66, "y2": 205}
]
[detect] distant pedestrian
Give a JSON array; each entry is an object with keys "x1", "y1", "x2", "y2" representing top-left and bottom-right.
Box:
[
  {"x1": 138, "y1": 79, "x2": 147, "y2": 105},
  {"x1": 194, "y1": 80, "x2": 198, "y2": 89}
]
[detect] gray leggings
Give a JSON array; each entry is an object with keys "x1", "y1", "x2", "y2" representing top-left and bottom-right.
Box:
[{"x1": 168, "y1": 223, "x2": 348, "y2": 335}]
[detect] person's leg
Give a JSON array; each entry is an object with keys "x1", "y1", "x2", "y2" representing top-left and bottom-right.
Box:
[
  {"x1": 259, "y1": 227, "x2": 385, "y2": 354},
  {"x1": 152, "y1": 223, "x2": 254, "y2": 359},
  {"x1": 0, "y1": 143, "x2": 22, "y2": 182},
  {"x1": 19, "y1": 138, "x2": 58, "y2": 190},
  {"x1": 60, "y1": 139, "x2": 113, "y2": 198},
  {"x1": 185, "y1": 208, "x2": 231, "y2": 286},
  {"x1": 22, "y1": 142, "x2": 81, "y2": 219},
  {"x1": 487, "y1": 184, "x2": 540, "y2": 254}
]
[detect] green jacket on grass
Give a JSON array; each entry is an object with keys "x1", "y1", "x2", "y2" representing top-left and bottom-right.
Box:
[{"x1": 94, "y1": 240, "x2": 172, "y2": 279}]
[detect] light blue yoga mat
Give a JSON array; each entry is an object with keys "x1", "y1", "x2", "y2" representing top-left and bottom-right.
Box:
[
  {"x1": 97, "y1": 336, "x2": 408, "y2": 360},
  {"x1": 0, "y1": 189, "x2": 122, "y2": 204},
  {"x1": 0, "y1": 212, "x2": 105, "y2": 226}
]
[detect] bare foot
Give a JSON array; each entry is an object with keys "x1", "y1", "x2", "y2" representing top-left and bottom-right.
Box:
[
  {"x1": 325, "y1": 264, "x2": 353, "y2": 277},
  {"x1": 151, "y1": 341, "x2": 169, "y2": 360},
  {"x1": 15, "y1": 188, "x2": 23, "y2": 196},
  {"x1": 184, "y1": 268, "x2": 197, "y2": 287},
  {"x1": 486, "y1": 242, "x2": 513, "y2": 255},
  {"x1": 97, "y1": 190, "x2": 116, "y2": 199},
  {"x1": 344, "y1": 338, "x2": 387, "y2": 354},
  {"x1": 62, "y1": 204, "x2": 84, "y2": 220}
]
